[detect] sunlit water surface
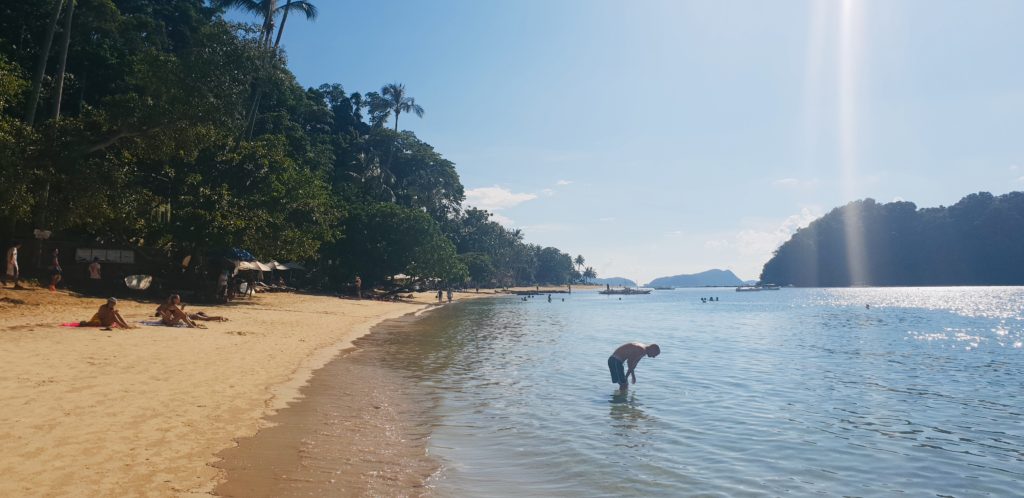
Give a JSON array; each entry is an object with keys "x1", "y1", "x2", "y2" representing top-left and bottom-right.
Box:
[{"x1": 371, "y1": 288, "x2": 1024, "y2": 497}]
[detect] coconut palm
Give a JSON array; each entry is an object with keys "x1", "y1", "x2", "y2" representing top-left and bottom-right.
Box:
[
  {"x1": 381, "y1": 83, "x2": 424, "y2": 131},
  {"x1": 25, "y1": 0, "x2": 65, "y2": 126},
  {"x1": 273, "y1": 0, "x2": 318, "y2": 48},
  {"x1": 583, "y1": 267, "x2": 597, "y2": 283},
  {"x1": 574, "y1": 254, "x2": 585, "y2": 272},
  {"x1": 212, "y1": 0, "x2": 277, "y2": 47},
  {"x1": 213, "y1": 0, "x2": 318, "y2": 49},
  {"x1": 50, "y1": 0, "x2": 76, "y2": 121}
]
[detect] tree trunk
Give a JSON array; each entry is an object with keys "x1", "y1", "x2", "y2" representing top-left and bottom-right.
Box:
[
  {"x1": 393, "y1": 110, "x2": 400, "y2": 131},
  {"x1": 261, "y1": 0, "x2": 278, "y2": 48},
  {"x1": 51, "y1": 0, "x2": 76, "y2": 121},
  {"x1": 25, "y1": 0, "x2": 64, "y2": 126},
  {"x1": 273, "y1": 0, "x2": 292, "y2": 49}
]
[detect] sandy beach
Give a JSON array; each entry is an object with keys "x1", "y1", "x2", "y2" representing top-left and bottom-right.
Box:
[{"x1": 0, "y1": 286, "x2": 491, "y2": 497}]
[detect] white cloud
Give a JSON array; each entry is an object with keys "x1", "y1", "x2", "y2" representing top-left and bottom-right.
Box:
[
  {"x1": 598, "y1": 216, "x2": 616, "y2": 223},
  {"x1": 464, "y1": 186, "x2": 538, "y2": 211},
  {"x1": 489, "y1": 212, "x2": 515, "y2": 227},
  {"x1": 1017, "y1": 176, "x2": 1024, "y2": 184},
  {"x1": 1010, "y1": 164, "x2": 1021, "y2": 172},
  {"x1": 541, "y1": 188, "x2": 556, "y2": 197},
  {"x1": 556, "y1": 179, "x2": 573, "y2": 186},
  {"x1": 772, "y1": 178, "x2": 819, "y2": 189},
  {"x1": 707, "y1": 207, "x2": 823, "y2": 257}
]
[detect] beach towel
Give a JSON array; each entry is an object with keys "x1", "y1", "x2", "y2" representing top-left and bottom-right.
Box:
[{"x1": 139, "y1": 320, "x2": 188, "y2": 328}]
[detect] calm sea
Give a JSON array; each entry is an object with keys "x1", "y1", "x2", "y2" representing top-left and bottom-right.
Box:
[{"x1": 378, "y1": 287, "x2": 1024, "y2": 497}]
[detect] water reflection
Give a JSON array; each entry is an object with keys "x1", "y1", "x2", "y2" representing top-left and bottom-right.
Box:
[{"x1": 608, "y1": 391, "x2": 651, "y2": 429}]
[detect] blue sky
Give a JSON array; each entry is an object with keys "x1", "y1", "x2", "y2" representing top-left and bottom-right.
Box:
[{"x1": 237, "y1": 0, "x2": 1024, "y2": 283}]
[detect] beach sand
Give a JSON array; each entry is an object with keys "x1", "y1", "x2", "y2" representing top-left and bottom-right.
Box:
[{"x1": 0, "y1": 286, "x2": 487, "y2": 497}]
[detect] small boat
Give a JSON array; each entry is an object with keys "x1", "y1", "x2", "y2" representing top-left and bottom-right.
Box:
[
  {"x1": 652, "y1": 286, "x2": 674, "y2": 290},
  {"x1": 599, "y1": 288, "x2": 652, "y2": 295},
  {"x1": 735, "y1": 284, "x2": 781, "y2": 292}
]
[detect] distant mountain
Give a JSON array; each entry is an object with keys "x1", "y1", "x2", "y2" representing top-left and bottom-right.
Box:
[
  {"x1": 589, "y1": 277, "x2": 638, "y2": 287},
  {"x1": 645, "y1": 269, "x2": 744, "y2": 288}
]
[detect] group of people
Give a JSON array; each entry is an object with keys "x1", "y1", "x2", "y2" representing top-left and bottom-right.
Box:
[
  {"x1": 79, "y1": 294, "x2": 227, "y2": 330},
  {"x1": 436, "y1": 288, "x2": 453, "y2": 303},
  {"x1": 701, "y1": 296, "x2": 719, "y2": 303},
  {"x1": 3, "y1": 241, "x2": 106, "y2": 294}
]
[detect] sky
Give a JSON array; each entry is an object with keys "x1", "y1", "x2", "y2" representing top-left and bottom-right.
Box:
[{"x1": 236, "y1": 0, "x2": 1024, "y2": 284}]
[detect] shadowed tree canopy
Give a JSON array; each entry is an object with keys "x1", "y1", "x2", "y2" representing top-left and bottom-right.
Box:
[
  {"x1": 760, "y1": 192, "x2": 1024, "y2": 287},
  {"x1": 0, "y1": 0, "x2": 586, "y2": 290}
]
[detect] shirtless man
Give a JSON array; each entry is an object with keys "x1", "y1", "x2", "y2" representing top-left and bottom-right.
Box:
[
  {"x1": 608, "y1": 342, "x2": 660, "y2": 391},
  {"x1": 82, "y1": 298, "x2": 135, "y2": 329}
]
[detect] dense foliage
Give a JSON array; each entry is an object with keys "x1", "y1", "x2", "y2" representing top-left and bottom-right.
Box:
[
  {"x1": 0, "y1": 0, "x2": 586, "y2": 289},
  {"x1": 760, "y1": 192, "x2": 1024, "y2": 286}
]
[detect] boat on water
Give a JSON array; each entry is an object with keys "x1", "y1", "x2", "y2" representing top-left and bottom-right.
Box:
[
  {"x1": 599, "y1": 288, "x2": 653, "y2": 295},
  {"x1": 735, "y1": 284, "x2": 781, "y2": 292},
  {"x1": 652, "y1": 286, "x2": 674, "y2": 290}
]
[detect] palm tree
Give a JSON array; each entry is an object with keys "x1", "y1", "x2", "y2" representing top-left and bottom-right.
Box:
[
  {"x1": 583, "y1": 267, "x2": 596, "y2": 284},
  {"x1": 381, "y1": 83, "x2": 424, "y2": 131},
  {"x1": 25, "y1": 0, "x2": 65, "y2": 126},
  {"x1": 574, "y1": 254, "x2": 585, "y2": 273},
  {"x1": 50, "y1": 0, "x2": 76, "y2": 121},
  {"x1": 213, "y1": 0, "x2": 318, "y2": 49},
  {"x1": 273, "y1": 0, "x2": 319, "y2": 48}
]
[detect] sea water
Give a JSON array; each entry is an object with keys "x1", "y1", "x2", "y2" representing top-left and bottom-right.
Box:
[{"x1": 379, "y1": 288, "x2": 1024, "y2": 497}]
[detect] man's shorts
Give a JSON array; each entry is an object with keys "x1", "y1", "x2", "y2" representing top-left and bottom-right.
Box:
[{"x1": 608, "y1": 355, "x2": 626, "y2": 384}]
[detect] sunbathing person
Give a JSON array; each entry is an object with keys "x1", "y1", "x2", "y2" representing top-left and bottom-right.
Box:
[
  {"x1": 81, "y1": 298, "x2": 135, "y2": 329},
  {"x1": 156, "y1": 294, "x2": 206, "y2": 328}
]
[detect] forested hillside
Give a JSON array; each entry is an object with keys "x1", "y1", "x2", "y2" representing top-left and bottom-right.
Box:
[
  {"x1": 760, "y1": 192, "x2": 1024, "y2": 286},
  {"x1": 0, "y1": 0, "x2": 589, "y2": 288}
]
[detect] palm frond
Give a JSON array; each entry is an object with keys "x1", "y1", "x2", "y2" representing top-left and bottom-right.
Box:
[{"x1": 277, "y1": 0, "x2": 318, "y2": 20}]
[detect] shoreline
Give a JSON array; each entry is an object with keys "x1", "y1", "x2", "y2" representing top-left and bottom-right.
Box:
[
  {"x1": 213, "y1": 309, "x2": 450, "y2": 496},
  {"x1": 0, "y1": 286, "x2": 492, "y2": 497}
]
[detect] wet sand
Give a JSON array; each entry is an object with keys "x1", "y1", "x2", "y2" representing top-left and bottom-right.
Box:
[
  {"x1": 214, "y1": 313, "x2": 440, "y2": 497},
  {"x1": 0, "y1": 286, "x2": 484, "y2": 497}
]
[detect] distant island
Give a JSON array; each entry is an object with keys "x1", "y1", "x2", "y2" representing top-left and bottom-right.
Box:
[
  {"x1": 645, "y1": 269, "x2": 744, "y2": 288},
  {"x1": 588, "y1": 277, "x2": 638, "y2": 287},
  {"x1": 760, "y1": 192, "x2": 1024, "y2": 286}
]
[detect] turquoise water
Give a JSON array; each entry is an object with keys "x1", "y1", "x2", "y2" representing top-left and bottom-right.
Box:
[{"x1": 382, "y1": 288, "x2": 1024, "y2": 496}]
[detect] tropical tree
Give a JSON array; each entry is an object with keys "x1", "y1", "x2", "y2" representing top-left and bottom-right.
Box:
[
  {"x1": 50, "y1": 0, "x2": 75, "y2": 120},
  {"x1": 24, "y1": 0, "x2": 64, "y2": 126},
  {"x1": 274, "y1": 0, "x2": 319, "y2": 48},
  {"x1": 380, "y1": 83, "x2": 424, "y2": 131},
  {"x1": 574, "y1": 254, "x2": 585, "y2": 276},
  {"x1": 583, "y1": 267, "x2": 597, "y2": 283}
]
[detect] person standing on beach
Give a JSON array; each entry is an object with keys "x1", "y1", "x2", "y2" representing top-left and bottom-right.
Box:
[
  {"x1": 354, "y1": 275, "x2": 362, "y2": 299},
  {"x1": 49, "y1": 248, "x2": 63, "y2": 292},
  {"x1": 88, "y1": 257, "x2": 102, "y2": 294},
  {"x1": 437, "y1": 289, "x2": 443, "y2": 302},
  {"x1": 608, "y1": 342, "x2": 661, "y2": 391},
  {"x1": 4, "y1": 241, "x2": 22, "y2": 289},
  {"x1": 446, "y1": 288, "x2": 453, "y2": 303}
]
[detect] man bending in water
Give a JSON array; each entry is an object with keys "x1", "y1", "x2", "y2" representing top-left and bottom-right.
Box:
[{"x1": 608, "y1": 342, "x2": 660, "y2": 391}]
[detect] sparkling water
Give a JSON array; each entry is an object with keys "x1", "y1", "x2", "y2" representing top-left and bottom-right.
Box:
[{"x1": 381, "y1": 288, "x2": 1024, "y2": 497}]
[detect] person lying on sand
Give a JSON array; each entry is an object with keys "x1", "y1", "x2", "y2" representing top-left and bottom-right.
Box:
[
  {"x1": 608, "y1": 342, "x2": 660, "y2": 391},
  {"x1": 156, "y1": 294, "x2": 207, "y2": 328},
  {"x1": 80, "y1": 298, "x2": 135, "y2": 329}
]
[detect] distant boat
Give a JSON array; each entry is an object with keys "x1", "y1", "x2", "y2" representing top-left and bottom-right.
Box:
[
  {"x1": 735, "y1": 284, "x2": 781, "y2": 292},
  {"x1": 652, "y1": 286, "x2": 674, "y2": 290},
  {"x1": 600, "y1": 288, "x2": 653, "y2": 295}
]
